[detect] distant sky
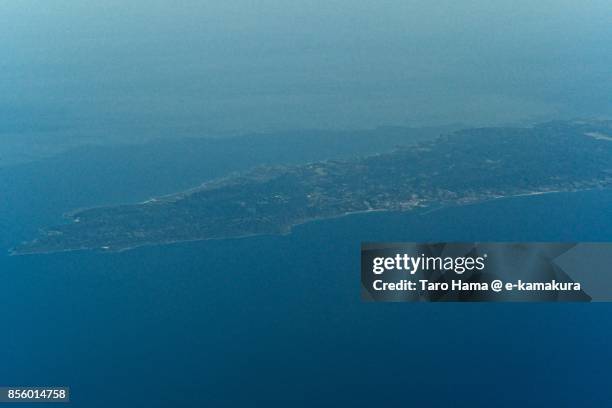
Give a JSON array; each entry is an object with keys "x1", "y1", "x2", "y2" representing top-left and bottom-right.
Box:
[{"x1": 1, "y1": 0, "x2": 611, "y2": 147}]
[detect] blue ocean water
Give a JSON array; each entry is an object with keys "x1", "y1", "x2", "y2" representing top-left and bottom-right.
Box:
[{"x1": 1, "y1": 189, "x2": 612, "y2": 407}]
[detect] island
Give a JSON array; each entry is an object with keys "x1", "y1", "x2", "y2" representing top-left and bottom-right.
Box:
[{"x1": 13, "y1": 120, "x2": 612, "y2": 254}]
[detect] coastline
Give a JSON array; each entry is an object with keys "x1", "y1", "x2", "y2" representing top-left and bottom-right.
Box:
[{"x1": 10, "y1": 187, "x2": 606, "y2": 256}]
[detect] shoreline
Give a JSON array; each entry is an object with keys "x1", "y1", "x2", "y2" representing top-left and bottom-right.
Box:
[{"x1": 9, "y1": 187, "x2": 606, "y2": 256}]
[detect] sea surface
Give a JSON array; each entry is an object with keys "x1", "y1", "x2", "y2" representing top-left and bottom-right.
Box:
[{"x1": 1, "y1": 189, "x2": 611, "y2": 407}]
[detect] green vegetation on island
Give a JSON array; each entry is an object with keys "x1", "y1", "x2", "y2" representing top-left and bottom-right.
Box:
[{"x1": 13, "y1": 120, "x2": 612, "y2": 254}]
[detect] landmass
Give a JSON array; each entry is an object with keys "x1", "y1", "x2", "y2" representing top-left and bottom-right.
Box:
[{"x1": 13, "y1": 120, "x2": 612, "y2": 255}]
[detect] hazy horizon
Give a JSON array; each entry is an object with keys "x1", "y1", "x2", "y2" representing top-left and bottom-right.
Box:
[{"x1": 2, "y1": 0, "x2": 611, "y2": 153}]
